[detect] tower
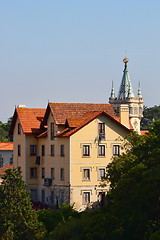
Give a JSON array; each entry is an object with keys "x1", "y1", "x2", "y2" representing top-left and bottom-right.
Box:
[{"x1": 109, "y1": 58, "x2": 143, "y2": 134}]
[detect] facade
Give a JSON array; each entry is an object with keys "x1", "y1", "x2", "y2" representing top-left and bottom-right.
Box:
[
  {"x1": 9, "y1": 58, "x2": 142, "y2": 211},
  {"x1": 109, "y1": 58, "x2": 143, "y2": 134},
  {"x1": 0, "y1": 142, "x2": 13, "y2": 167},
  {"x1": 10, "y1": 103, "x2": 131, "y2": 211}
]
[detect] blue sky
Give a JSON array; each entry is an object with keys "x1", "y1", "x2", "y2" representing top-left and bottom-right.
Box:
[{"x1": 0, "y1": 0, "x2": 160, "y2": 122}]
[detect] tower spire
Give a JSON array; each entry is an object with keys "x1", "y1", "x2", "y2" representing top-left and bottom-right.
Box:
[
  {"x1": 110, "y1": 80, "x2": 115, "y2": 99},
  {"x1": 118, "y1": 58, "x2": 134, "y2": 99},
  {"x1": 137, "y1": 82, "x2": 142, "y2": 98}
]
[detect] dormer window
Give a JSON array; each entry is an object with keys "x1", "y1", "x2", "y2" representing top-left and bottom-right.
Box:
[
  {"x1": 98, "y1": 123, "x2": 105, "y2": 140},
  {"x1": 51, "y1": 123, "x2": 54, "y2": 140}
]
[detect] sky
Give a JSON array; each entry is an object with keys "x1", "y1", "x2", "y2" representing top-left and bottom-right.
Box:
[{"x1": 0, "y1": 0, "x2": 160, "y2": 123}]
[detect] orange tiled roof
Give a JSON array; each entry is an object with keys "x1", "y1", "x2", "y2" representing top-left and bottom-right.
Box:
[
  {"x1": 0, "y1": 142, "x2": 13, "y2": 151},
  {"x1": 43, "y1": 103, "x2": 116, "y2": 125},
  {"x1": 141, "y1": 130, "x2": 149, "y2": 135},
  {"x1": 10, "y1": 108, "x2": 46, "y2": 134},
  {"x1": 0, "y1": 164, "x2": 13, "y2": 175},
  {"x1": 55, "y1": 111, "x2": 131, "y2": 137}
]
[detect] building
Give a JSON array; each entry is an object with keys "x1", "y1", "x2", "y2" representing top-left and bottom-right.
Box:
[
  {"x1": 9, "y1": 58, "x2": 143, "y2": 211},
  {"x1": 0, "y1": 142, "x2": 13, "y2": 167},
  {"x1": 109, "y1": 58, "x2": 143, "y2": 134}
]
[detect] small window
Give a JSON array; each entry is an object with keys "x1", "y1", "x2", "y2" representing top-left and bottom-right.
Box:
[
  {"x1": 30, "y1": 145, "x2": 37, "y2": 156},
  {"x1": 98, "y1": 123, "x2": 105, "y2": 140},
  {"x1": 42, "y1": 167, "x2": 45, "y2": 179},
  {"x1": 31, "y1": 189, "x2": 37, "y2": 201},
  {"x1": 30, "y1": 167, "x2": 37, "y2": 178},
  {"x1": 113, "y1": 145, "x2": 120, "y2": 156},
  {"x1": 60, "y1": 168, "x2": 64, "y2": 181},
  {"x1": 51, "y1": 123, "x2": 54, "y2": 140},
  {"x1": 98, "y1": 145, "x2": 105, "y2": 157},
  {"x1": 98, "y1": 168, "x2": 106, "y2": 180},
  {"x1": 0, "y1": 156, "x2": 3, "y2": 167},
  {"x1": 60, "y1": 145, "x2": 64, "y2": 157},
  {"x1": 18, "y1": 145, "x2": 21, "y2": 156},
  {"x1": 42, "y1": 189, "x2": 45, "y2": 203},
  {"x1": 83, "y1": 192, "x2": 90, "y2": 204},
  {"x1": 83, "y1": 169, "x2": 90, "y2": 181},
  {"x1": 51, "y1": 168, "x2": 55, "y2": 179},
  {"x1": 60, "y1": 191, "x2": 64, "y2": 203},
  {"x1": 42, "y1": 145, "x2": 45, "y2": 156},
  {"x1": 83, "y1": 145, "x2": 90, "y2": 157},
  {"x1": 51, "y1": 145, "x2": 54, "y2": 156},
  {"x1": 18, "y1": 123, "x2": 21, "y2": 135},
  {"x1": 51, "y1": 191, "x2": 55, "y2": 205}
]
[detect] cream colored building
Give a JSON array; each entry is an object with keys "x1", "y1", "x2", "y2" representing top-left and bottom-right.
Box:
[
  {"x1": 10, "y1": 58, "x2": 143, "y2": 211},
  {"x1": 10, "y1": 103, "x2": 131, "y2": 211}
]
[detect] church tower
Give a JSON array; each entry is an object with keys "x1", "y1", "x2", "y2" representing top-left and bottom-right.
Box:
[{"x1": 109, "y1": 58, "x2": 143, "y2": 134}]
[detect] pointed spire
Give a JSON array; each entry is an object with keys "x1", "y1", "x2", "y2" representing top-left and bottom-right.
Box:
[
  {"x1": 118, "y1": 58, "x2": 134, "y2": 99},
  {"x1": 137, "y1": 82, "x2": 142, "y2": 98},
  {"x1": 110, "y1": 80, "x2": 115, "y2": 99}
]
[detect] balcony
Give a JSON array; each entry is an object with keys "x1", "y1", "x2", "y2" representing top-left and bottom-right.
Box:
[{"x1": 44, "y1": 178, "x2": 52, "y2": 186}]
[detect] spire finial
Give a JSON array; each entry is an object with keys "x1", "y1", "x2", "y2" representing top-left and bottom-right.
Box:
[
  {"x1": 123, "y1": 57, "x2": 129, "y2": 72},
  {"x1": 110, "y1": 80, "x2": 115, "y2": 99}
]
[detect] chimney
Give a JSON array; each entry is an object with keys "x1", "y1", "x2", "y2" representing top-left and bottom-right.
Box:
[{"x1": 119, "y1": 104, "x2": 130, "y2": 129}]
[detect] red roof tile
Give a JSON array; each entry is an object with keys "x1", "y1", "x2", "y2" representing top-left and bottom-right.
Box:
[
  {"x1": 0, "y1": 142, "x2": 13, "y2": 151},
  {"x1": 10, "y1": 108, "x2": 46, "y2": 134},
  {"x1": 0, "y1": 164, "x2": 13, "y2": 175},
  {"x1": 43, "y1": 103, "x2": 116, "y2": 125},
  {"x1": 56, "y1": 111, "x2": 131, "y2": 137},
  {"x1": 141, "y1": 130, "x2": 149, "y2": 135}
]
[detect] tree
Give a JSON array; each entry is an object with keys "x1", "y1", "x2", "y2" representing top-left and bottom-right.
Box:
[
  {"x1": 0, "y1": 117, "x2": 13, "y2": 142},
  {"x1": 0, "y1": 169, "x2": 45, "y2": 240},
  {"x1": 141, "y1": 105, "x2": 160, "y2": 129},
  {"x1": 105, "y1": 121, "x2": 160, "y2": 240}
]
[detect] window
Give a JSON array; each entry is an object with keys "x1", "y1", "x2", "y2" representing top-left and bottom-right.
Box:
[
  {"x1": 10, "y1": 156, "x2": 13, "y2": 164},
  {"x1": 17, "y1": 167, "x2": 21, "y2": 173},
  {"x1": 83, "y1": 192, "x2": 90, "y2": 204},
  {"x1": 31, "y1": 189, "x2": 37, "y2": 201},
  {"x1": 51, "y1": 123, "x2": 54, "y2": 140},
  {"x1": 60, "y1": 168, "x2": 64, "y2": 181},
  {"x1": 42, "y1": 145, "x2": 45, "y2": 156},
  {"x1": 98, "y1": 123, "x2": 105, "y2": 140},
  {"x1": 51, "y1": 191, "x2": 55, "y2": 205},
  {"x1": 18, "y1": 145, "x2": 21, "y2": 156},
  {"x1": 83, "y1": 145, "x2": 90, "y2": 157},
  {"x1": 113, "y1": 145, "x2": 120, "y2": 156},
  {"x1": 0, "y1": 155, "x2": 3, "y2": 167},
  {"x1": 42, "y1": 189, "x2": 45, "y2": 203},
  {"x1": 60, "y1": 145, "x2": 64, "y2": 157},
  {"x1": 98, "y1": 145, "x2": 105, "y2": 157},
  {"x1": 83, "y1": 169, "x2": 90, "y2": 181},
  {"x1": 60, "y1": 191, "x2": 64, "y2": 203},
  {"x1": 30, "y1": 167, "x2": 37, "y2": 178},
  {"x1": 18, "y1": 123, "x2": 21, "y2": 134},
  {"x1": 51, "y1": 145, "x2": 54, "y2": 156},
  {"x1": 51, "y1": 168, "x2": 55, "y2": 179},
  {"x1": 98, "y1": 168, "x2": 106, "y2": 180},
  {"x1": 30, "y1": 145, "x2": 37, "y2": 156},
  {"x1": 42, "y1": 167, "x2": 45, "y2": 179}
]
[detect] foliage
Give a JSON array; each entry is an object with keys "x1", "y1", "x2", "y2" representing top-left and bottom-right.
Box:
[
  {"x1": 0, "y1": 169, "x2": 45, "y2": 240},
  {"x1": 37, "y1": 203, "x2": 78, "y2": 239},
  {"x1": 141, "y1": 105, "x2": 160, "y2": 129},
  {"x1": 0, "y1": 117, "x2": 13, "y2": 142}
]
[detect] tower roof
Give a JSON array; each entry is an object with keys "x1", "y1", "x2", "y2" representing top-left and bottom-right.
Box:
[{"x1": 118, "y1": 58, "x2": 134, "y2": 99}]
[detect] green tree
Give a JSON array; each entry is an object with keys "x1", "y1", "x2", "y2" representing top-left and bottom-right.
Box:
[
  {"x1": 141, "y1": 105, "x2": 160, "y2": 129},
  {"x1": 105, "y1": 121, "x2": 160, "y2": 240},
  {"x1": 0, "y1": 169, "x2": 45, "y2": 240},
  {"x1": 0, "y1": 117, "x2": 13, "y2": 142}
]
